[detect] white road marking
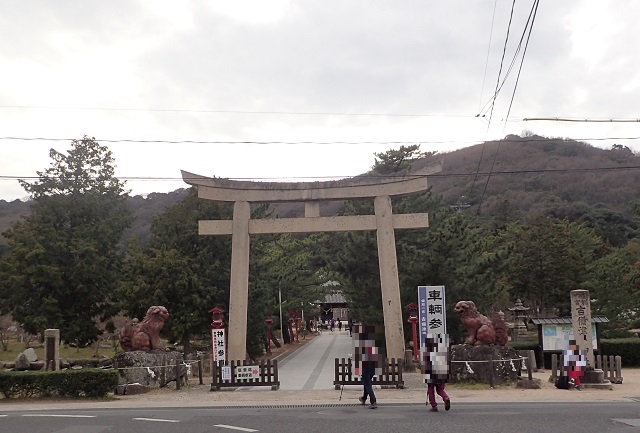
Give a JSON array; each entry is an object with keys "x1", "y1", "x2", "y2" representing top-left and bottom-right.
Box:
[
  {"x1": 133, "y1": 417, "x2": 180, "y2": 423},
  {"x1": 22, "y1": 414, "x2": 96, "y2": 418},
  {"x1": 214, "y1": 424, "x2": 258, "y2": 432},
  {"x1": 613, "y1": 419, "x2": 640, "y2": 427}
]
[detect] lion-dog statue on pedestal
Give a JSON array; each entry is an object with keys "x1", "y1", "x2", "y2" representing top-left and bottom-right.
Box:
[
  {"x1": 119, "y1": 306, "x2": 169, "y2": 351},
  {"x1": 454, "y1": 301, "x2": 508, "y2": 346}
]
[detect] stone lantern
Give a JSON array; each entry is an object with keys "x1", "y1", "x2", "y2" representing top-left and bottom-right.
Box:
[{"x1": 508, "y1": 299, "x2": 530, "y2": 341}]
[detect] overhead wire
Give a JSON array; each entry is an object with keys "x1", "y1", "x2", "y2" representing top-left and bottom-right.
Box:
[
  {"x1": 0, "y1": 134, "x2": 639, "y2": 146},
  {"x1": 477, "y1": 0, "x2": 540, "y2": 215},
  {"x1": 2, "y1": 164, "x2": 640, "y2": 184},
  {"x1": 485, "y1": 0, "x2": 517, "y2": 129},
  {"x1": 471, "y1": 0, "x2": 517, "y2": 210},
  {"x1": 477, "y1": 0, "x2": 499, "y2": 114}
]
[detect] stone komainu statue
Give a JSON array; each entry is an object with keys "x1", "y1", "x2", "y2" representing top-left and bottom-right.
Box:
[
  {"x1": 119, "y1": 306, "x2": 169, "y2": 351},
  {"x1": 454, "y1": 301, "x2": 508, "y2": 346}
]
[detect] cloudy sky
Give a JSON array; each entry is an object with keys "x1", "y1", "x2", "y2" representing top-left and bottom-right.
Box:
[{"x1": 1, "y1": 0, "x2": 639, "y2": 201}]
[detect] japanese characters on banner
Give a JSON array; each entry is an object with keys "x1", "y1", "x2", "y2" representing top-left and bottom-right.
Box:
[
  {"x1": 211, "y1": 328, "x2": 226, "y2": 364},
  {"x1": 417, "y1": 285, "x2": 447, "y2": 348}
]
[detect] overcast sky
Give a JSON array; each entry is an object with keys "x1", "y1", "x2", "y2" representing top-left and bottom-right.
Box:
[{"x1": 1, "y1": 0, "x2": 639, "y2": 201}]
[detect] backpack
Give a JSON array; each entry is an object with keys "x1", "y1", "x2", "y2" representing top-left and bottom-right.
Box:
[{"x1": 555, "y1": 375, "x2": 570, "y2": 389}]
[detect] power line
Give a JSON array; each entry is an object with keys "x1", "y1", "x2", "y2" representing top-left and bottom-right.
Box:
[
  {"x1": 0, "y1": 137, "x2": 478, "y2": 146},
  {"x1": 503, "y1": 0, "x2": 540, "y2": 124},
  {"x1": 0, "y1": 105, "x2": 477, "y2": 119},
  {"x1": 524, "y1": 117, "x2": 640, "y2": 123},
  {"x1": 477, "y1": 0, "x2": 499, "y2": 113},
  {"x1": 479, "y1": 0, "x2": 540, "y2": 215},
  {"x1": 1, "y1": 135, "x2": 640, "y2": 146},
  {"x1": 485, "y1": 0, "x2": 517, "y2": 128},
  {"x1": 2, "y1": 165, "x2": 640, "y2": 184}
]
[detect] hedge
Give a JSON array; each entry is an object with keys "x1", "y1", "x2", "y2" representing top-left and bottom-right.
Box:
[
  {"x1": 508, "y1": 338, "x2": 640, "y2": 368},
  {"x1": 0, "y1": 369, "x2": 118, "y2": 399},
  {"x1": 600, "y1": 338, "x2": 640, "y2": 367}
]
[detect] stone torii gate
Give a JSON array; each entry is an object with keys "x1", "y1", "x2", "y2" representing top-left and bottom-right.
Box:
[{"x1": 182, "y1": 164, "x2": 441, "y2": 362}]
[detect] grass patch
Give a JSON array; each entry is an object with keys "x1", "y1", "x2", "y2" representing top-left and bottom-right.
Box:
[
  {"x1": 448, "y1": 381, "x2": 515, "y2": 390},
  {"x1": 0, "y1": 338, "x2": 117, "y2": 363}
]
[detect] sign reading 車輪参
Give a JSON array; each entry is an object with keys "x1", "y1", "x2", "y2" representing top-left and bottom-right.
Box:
[{"x1": 418, "y1": 285, "x2": 447, "y2": 348}]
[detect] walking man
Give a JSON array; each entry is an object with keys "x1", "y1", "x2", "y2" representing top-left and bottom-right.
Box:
[{"x1": 353, "y1": 324, "x2": 384, "y2": 409}]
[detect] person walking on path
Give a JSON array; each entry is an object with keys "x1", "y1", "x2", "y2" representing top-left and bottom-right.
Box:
[
  {"x1": 338, "y1": 319, "x2": 342, "y2": 332},
  {"x1": 353, "y1": 324, "x2": 384, "y2": 409},
  {"x1": 422, "y1": 333, "x2": 451, "y2": 412}
]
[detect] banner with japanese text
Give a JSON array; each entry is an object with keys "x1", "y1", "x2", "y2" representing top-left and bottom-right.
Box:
[
  {"x1": 211, "y1": 328, "x2": 226, "y2": 364},
  {"x1": 418, "y1": 285, "x2": 447, "y2": 348}
]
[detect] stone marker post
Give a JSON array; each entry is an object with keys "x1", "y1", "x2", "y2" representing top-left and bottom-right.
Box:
[
  {"x1": 570, "y1": 289, "x2": 594, "y2": 369},
  {"x1": 44, "y1": 328, "x2": 60, "y2": 371}
]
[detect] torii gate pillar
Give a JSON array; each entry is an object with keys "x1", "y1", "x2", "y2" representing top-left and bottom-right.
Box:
[
  {"x1": 374, "y1": 195, "x2": 405, "y2": 359},
  {"x1": 228, "y1": 201, "x2": 251, "y2": 360},
  {"x1": 182, "y1": 163, "x2": 441, "y2": 362}
]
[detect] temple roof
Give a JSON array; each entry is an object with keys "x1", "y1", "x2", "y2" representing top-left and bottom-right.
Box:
[{"x1": 529, "y1": 316, "x2": 609, "y2": 325}]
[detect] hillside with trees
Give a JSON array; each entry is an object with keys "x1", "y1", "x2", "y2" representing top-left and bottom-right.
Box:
[
  {"x1": 1, "y1": 135, "x2": 639, "y2": 354},
  {"x1": 415, "y1": 135, "x2": 640, "y2": 245}
]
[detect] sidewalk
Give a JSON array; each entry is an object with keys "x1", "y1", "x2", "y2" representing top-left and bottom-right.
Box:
[{"x1": 1, "y1": 332, "x2": 638, "y2": 411}]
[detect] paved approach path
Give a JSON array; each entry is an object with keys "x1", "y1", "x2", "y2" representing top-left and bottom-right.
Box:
[{"x1": 275, "y1": 329, "x2": 353, "y2": 390}]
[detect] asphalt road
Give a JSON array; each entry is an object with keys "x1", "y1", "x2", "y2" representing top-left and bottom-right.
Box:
[{"x1": 2, "y1": 402, "x2": 640, "y2": 433}]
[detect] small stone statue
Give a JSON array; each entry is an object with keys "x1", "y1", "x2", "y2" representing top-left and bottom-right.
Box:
[
  {"x1": 454, "y1": 301, "x2": 508, "y2": 346},
  {"x1": 119, "y1": 306, "x2": 169, "y2": 351}
]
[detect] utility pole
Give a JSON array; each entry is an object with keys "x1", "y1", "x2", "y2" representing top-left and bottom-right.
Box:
[{"x1": 278, "y1": 281, "x2": 283, "y2": 344}]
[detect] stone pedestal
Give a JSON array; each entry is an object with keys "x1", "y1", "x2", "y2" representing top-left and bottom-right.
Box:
[
  {"x1": 450, "y1": 344, "x2": 523, "y2": 384},
  {"x1": 113, "y1": 351, "x2": 187, "y2": 394},
  {"x1": 582, "y1": 368, "x2": 613, "y2": 390}
]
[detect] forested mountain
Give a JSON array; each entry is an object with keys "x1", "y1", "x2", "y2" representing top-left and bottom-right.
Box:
[
  {"x1": 1, "y1": 135, "x2": 639, "y2": 251},
  {"x1": 418, "y1": 135, "x2": 640, "y2": 218}
]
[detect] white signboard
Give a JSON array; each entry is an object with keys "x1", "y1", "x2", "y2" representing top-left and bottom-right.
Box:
[
  {"x1": 221, "y1": 366, "x2": 232, "y2": 381},
  {"x1": 542, "y1": 323, "x2": 598, "y2": 350},
  {"x1": 418, "y1": 285, "x2": 447, "y2": 347},
  {"x1": 235, "y1": 365, "x2": 260, "y2": 379},
  {"x1": 211, "y1": 328, "x2": 226, "y2": 363}
]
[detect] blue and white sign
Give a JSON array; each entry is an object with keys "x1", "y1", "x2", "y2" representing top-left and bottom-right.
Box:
[{"x1": 418, "y1": 285, "x2": 447, "y2": 348}]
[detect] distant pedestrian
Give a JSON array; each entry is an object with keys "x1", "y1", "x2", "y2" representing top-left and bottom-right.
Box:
[
  {"x1": 330, "y1": 318, "x2": 335, "y2": 332},
  {"x1": 338, "y1": 319, "x2": 342, "y2": 332},
  {"x1": 422, "y1": 333, "x2": 451, "y2": 412}
]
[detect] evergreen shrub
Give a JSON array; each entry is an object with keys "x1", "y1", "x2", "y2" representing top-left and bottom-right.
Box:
[
  {"x1": 0, "y1": 369, "x2": 118, "y2": 399},
  {"x1": 600, "y1": 338, "x2": 640, "y2": 367}
]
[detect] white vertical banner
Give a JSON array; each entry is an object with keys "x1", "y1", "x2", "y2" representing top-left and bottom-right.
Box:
[
  {"x1": 418, "y1": 285, "x2": 447, "y2": 347},
  {"x1": 211, "y1": 328, "x2": 226, "y2": 363}
]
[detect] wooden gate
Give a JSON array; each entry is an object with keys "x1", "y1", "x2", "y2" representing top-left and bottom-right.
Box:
[
  {"x1": 211, "y1": 359, "x2": 279, "y2": 391},
  {"x1": 333, "y1": 357, "x2": 404, "y2": 389}
]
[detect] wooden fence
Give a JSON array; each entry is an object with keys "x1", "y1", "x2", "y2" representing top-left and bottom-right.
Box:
[
  {"x1": 211, "y1": 359, "x2": 280, "y2": 391},
  {"x1": 550, "y1": 354, "x2": 623, "y2": 384},
  {"x1": 333, "y1": 357, "x2": 404, "y2": 389}
]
